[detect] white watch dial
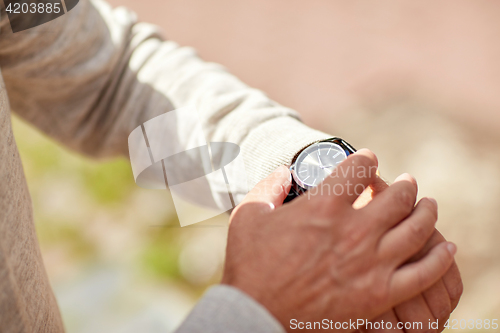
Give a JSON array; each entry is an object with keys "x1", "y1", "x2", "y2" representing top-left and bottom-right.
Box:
[{"x1": 293, "y1": 142, "x2": 347, "y2": 187}]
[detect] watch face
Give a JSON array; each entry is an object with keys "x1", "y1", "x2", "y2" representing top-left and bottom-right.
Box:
[{"x1": 292, "y1": 142, "x2": 347, "y2": 188}]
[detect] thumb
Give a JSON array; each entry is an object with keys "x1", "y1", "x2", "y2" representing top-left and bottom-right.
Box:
[{"x1": 239, "y1": 165, "x2": 292, "y2": 211}]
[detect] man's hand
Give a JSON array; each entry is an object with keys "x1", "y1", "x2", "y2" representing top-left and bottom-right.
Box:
[
  {"x1": 355, "y1": 176, "x2": 463, "y2": 333},
  {"x1": 360, "y1": 233, "x2": 462, "y2": 333},
  {"x1": 222, "y1": 149, "x2": 456, "y2": 332}
]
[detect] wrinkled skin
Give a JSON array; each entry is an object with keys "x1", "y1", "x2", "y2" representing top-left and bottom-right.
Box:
[
  {"x1": 355, "y1": 176, "x2": 463, "y2": 333},
  {"x1": 222, "y1": 149, "x2": 461, "y2": 332}
]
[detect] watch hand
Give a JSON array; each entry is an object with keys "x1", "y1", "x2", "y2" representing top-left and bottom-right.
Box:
[
  {"x1": 317, "y1": 152, "x2": 324, "y2": 168},
  {"x1": 324, "y1": 159, "x2": 344, "y2": 168}
]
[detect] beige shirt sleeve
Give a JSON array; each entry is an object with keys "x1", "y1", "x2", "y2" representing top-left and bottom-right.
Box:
[
  {"x1": 0, "y1": 0, "x2": 330, "y2": 192},
  {"x1": 174, "y1": 285, "x2": 286, "y2": 333}
]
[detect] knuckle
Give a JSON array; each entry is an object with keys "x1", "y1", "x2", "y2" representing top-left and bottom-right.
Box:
[
  {"x1": 439, "y1": 244, "x2": 453, "y2": 268},
  {"x1": 404, "y1": 207, "x2": 438, "y2": 245},
  {"x1": 416, "y1": 268, "x2": 430, "y2": 291},
  {"x1": 438, "y1": 247, "x2": 454, "y2": 268},
  {"x1": 356, "y1": 149, "x2": 379, "y2": 165},
  {"x1": 394, "y1": 187, "x2": 415, "y2": 211},
  {"x1": 341, "y1": 224, "x2": 370, "y2": 250},
  {"x1": 408, "y1": 219, "x2": 428, "y2": 240},
  {"x1": 419, "y1": 208, "x2": 438, "y2": 232},
  {"x1": 422, "y1": 199, "x2": 439, "y2": 221},
  {"x1": 348, "y1": 153, "x2": 377, "y2": 173}
]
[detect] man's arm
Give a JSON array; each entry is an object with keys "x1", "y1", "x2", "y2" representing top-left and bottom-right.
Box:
[
  {"x1": 0, "y1": 3, "x2": 326, "y2": 331},
  {"x1": 0, "y1": 2, "x2": 461, "y2": 332},
  {"x1": 0, "y1": 0, "x2": 329, "y2": 202}
]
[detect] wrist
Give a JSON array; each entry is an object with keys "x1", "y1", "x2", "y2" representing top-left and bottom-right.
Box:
[{"x1": 240, "y1": 117, "x2": 331, "y2": 190}]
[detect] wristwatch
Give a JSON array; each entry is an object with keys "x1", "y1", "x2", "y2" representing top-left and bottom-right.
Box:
[{"x1": 284, "y1": 137, "x2": 357, "y2": 203}]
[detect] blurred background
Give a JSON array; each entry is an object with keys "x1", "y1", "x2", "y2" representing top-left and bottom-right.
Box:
[{"x1": 12, "y1": 0, "x2": 500, "y2": 332}]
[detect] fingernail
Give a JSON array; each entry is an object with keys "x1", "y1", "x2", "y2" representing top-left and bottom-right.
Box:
[
  {"x1": 355, "y1": 148, "x2": 370, "y2": 154},
  {"x1": 394, "y1": 173, "x2": 415, "y2": 183},
  {"x1": 275, "y1": 165, "x2": 291, "y2": 182},
  {"x1": 446, "y1": 242, "x2": 457, "y2": 256},
  {"x1": 274, "y1": 165, "x2": 286, "y2": 174},
  {"x1": 428, "y1": 197, "x2": 438, "y2": 208}
]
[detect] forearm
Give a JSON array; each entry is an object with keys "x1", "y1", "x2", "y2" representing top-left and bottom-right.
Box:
[{"x1": 0, "y1": 0, "x2": 330, "y2": 197}]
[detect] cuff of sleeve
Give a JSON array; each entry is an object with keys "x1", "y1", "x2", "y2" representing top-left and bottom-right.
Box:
[
  {"x1": 241, "y1": 116, "x2": 331, "y2": 189},
  {"x1": 175, "y1": 284, "x2": 285, "y2": 333}
]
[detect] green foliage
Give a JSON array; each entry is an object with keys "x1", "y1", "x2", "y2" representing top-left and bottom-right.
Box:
[
  {"x1": 12, "y1": 117, "x2": 135, "y2": 204},
  {"x1": 10, "y1": 115, "x2": 217, "y2": 297},
  {"x1": 36, "y1": 218, "x2": 98, "y2": 261},
  {"x1": 141, "y1": 229, "x2": 183, "y2": 280},
  {"x1": 79, "y1": 159, "x2": 135, "y2": 204}
]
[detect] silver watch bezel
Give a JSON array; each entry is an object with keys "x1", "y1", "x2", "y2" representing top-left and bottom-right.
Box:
[{"x1": 290, "y1": 142, "x2": 347, "y2": 190}]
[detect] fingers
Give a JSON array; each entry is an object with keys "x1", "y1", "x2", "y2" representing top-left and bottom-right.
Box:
[
  {"x1": 361, "y1": 310, "x2": 403, "y2": 333},
  {"x1": 370, "y1": 174, "x2": 390, "y2": 196},
  {"x1": 394, "y1": 294, "x2": 438, "y2": 333},
  {"x1": 238, "y1": 165, "x2": 291, "y2": 212},
  {"x1": 422, "y1": 280, "x2": 452, "y2": 331},
  {"x1": 352, "y1": 175, "x2": 389, "y2": 209},
  {"x1": 442, "y1": 261, "x2": 463, "y2": 311},
  {"x1": 379, "y1": 198, "x2": 438, "y2": 266},
  {"x1": 389, "y1": 242, "x2": 457, "y2": 305},
  {"x1": 317, "y1": 148, "x2": 378, "y2": 205},
  {"x1": 408, "y1": 229, "x2": 463, "y2": 312},
  {"x1": 392, "y1": 230, "x2": 454, "y2": 333},
  {"x1": 427, "y1": 232, "x2": 463, "y2": 311},
  {"x1": 362, "y1": 173, "x2": 418, "y2": 232}
]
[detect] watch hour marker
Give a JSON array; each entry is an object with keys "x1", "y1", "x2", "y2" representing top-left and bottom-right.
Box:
[{"x1": 333, "y1": 151, "x2": 341, "y2": 158}]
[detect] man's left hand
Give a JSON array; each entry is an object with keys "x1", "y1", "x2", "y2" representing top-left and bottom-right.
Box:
[{"x1": 356, "y1": 176, "x2": 463, "y2": 333}]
